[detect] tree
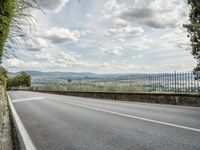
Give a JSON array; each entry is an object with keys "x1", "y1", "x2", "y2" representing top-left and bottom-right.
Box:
[
  {"x1": 16, "y1": 71, "x2": 31, "y2": 87},
  {"x1": 184, "y1": 0, "x2": 200, "y2": 71},
  {"x1": 0, "y1": 0, "x2": 41, "y2": 61},
  {"x1": 0, "y1": 66, "x2": 8, "y2": 77},
  {"x1": 6, "y1": 71, "x2": 31, "y2": 89},
  {"x1": 4, "y1": 0, "x2": 42, "y2": 59},
  {"x1": 0, "y1": 0, "x2": 16, "y2": 61},
  {"x1": 7, "y1": 76, "x2": 14, "y2": 89}
]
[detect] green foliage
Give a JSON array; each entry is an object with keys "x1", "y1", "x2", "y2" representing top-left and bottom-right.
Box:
[
  {"x1": 0, "y1": 66, "x2": 7, "y2": 93},
  {"x1": 184, "y1": 0, "x2": 200, "y2": 71},
  {"x1": 7, "y1": 71, "x2": 31, "y2": 89},
  {"x1": 0, "y1": 66, "x2": 8, "y2": 77},
  {"x1": 0, "y1": 76, "x2": 7, "y2": 95},
  {"x1": 0, "y1": 0, "x2": 16, "y2": 61},
  {"x1": 6, "y1": 76, "x2": 14, "y2": 89}
]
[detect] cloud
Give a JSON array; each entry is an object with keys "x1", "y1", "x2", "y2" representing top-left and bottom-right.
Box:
[
  {"x1": 167, "y1": 38, "x2": 191, "y2": 51},
  {"x1": 100, "y1": 46, "x2": 123, "y2": 56},
  {"x1": 5, "y1": 0, "x2": 194, "y2": 73},
  {"x1": 37, "y1": 0, "x2": 69, "y2": 12},
  {"x1": 5, "y1": 58, "x2": 24, "y2": 67},
  {"x1": 103, "y1": 0, "x2": 189, "y2": 29},
  {"x1": 137, "y1": 54, "x2": 144, "y2": 58},
  {"x1": 121, "y1": 8, "x2": 154, "y2": 19},
  {"x1": 101, "y1": 0, "x2": 128, "y2": 27},
  {"x1": 106, "y1": 26, "x2": 144, "y2": 38},
  {"x1": 159, "y1": 30, "x2": 191, "y2": 51},
  {"x1": 85, "y1": 13, "x2": 93, "y2": 18},
  {"x1": 58, "y1": 51, "x2": 77, "y2": 63},
  {"x1": 119, "y1": 7, "x2": 179, "y2": 28},
  {"x1": 128, "y1": 36, "x2": 152, "y2": 50},
  {"x1": 27, "y1": 38, "x2": 50, "y2": 51},
  {"x1": 35, "y1": 53, "x2": 54, "y2": 60},
  {"x1": 132, "y1": 55, "x2": 144, "y2": 59},
  {"x1": 112, "y1": 18, "x2": 128, "y2": 27},
  {"x1": 129, "y1": 44, "x2": 149, "y2": 51},
  {"x1": 44, "y1": 27, "x2": 81, "y2": 44},
  {"x1": 103, "y1": 0, "x2": 127, "y2": 15}
]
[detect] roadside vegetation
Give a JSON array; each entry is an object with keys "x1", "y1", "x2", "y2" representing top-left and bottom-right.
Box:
[
  {"x1": 31, "y1": 82, "x2": 199, "y2": 94},
  {"x1": 0, "y1": 0, "x2": 40, "y2": 85},
  {"x1": 184, "y1": 0, "x2": 200, "y2": 71},
  {"x1": 7, "y1": 71, "x2": 31, "y2": 89},
  {"x1": 31, "y1": 83, "x2": 146, "y2": 93},
  {"x1": 0, "y1": 1, "x2": 38, "y2": 145},
  {"x1": 0, "y1": 0, "x2": 16, "y2": 61}
]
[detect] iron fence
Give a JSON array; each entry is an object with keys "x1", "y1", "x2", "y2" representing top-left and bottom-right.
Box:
[
  {"x1": 32, "y1": 71, "x2": 200, "y2": 94},
  {"x1": 79, "y1": 71, "x2": 200, "y2": 94}
]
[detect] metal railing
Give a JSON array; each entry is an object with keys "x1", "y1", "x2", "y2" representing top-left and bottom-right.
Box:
[
  {"x1": 31, "y1": 71, "x2": 200, "y2": 94},
  {"x1": 78, "y1": 71, "x2": 200, "y2": 94}
]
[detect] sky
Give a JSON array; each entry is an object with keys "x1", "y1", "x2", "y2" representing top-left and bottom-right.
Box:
[{"x1": 3, "y1": 0, "x2": 197, "y2": 73}]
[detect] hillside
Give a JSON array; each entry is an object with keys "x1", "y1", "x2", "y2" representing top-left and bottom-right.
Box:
[{"x1": 9, "y1": 71, "x2": 131, "y2": 83}]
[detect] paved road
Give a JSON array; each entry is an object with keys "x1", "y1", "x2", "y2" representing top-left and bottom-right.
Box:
[{"x1": 8, "y1": 91, "x2": 200, "y2": 150}]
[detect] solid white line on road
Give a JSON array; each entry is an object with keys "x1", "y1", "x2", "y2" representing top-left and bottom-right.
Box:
[
  {"x1": 52, "y1": 99, "x2": 200, "y2": 133},
  {"x1": 13, "y1": 97, "x2": 44, "y2": 103},
  {"x1": 7, "y1": 93, "x2": 37, "y2": 150}
]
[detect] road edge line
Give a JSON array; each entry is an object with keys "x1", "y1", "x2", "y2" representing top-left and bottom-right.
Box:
[{"x1": 7, "y1": 92, "x2": 37, "y2": 150}]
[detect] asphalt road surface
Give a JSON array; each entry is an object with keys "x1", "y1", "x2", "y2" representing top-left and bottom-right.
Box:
[{"x1": 8, "y1": 91, "x2": 200, "y2": 150}]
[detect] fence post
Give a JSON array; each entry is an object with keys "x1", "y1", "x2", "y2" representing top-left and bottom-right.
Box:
[{"x1": 175, "y1": 71, "x2": 177, "y2": 93}]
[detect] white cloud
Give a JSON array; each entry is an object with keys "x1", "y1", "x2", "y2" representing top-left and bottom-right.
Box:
[
  {"x1": 4, "y1": 58, "x2": 24, "y2": 67},
  {"x1": 159, "y1": 29, "x2": 191, "y2": 51},
  {"x1": 44, "y1": 27, "x2": 81, "y2": 43},
  {"x1": 168, "y1": 38, "x2": 191, "y2": 51},
  {"x1": 27, "y1": 38, "x2": 51, "y2": 51},
  {"x1": 128, "y1": 35, "x2": 152, "y2": 50},
  {"x1": 129, "y1": 44, "x2": 149, "y2": 51},
  {"x1": 132, "y1": 56, "x2": 136, "y2": 59},
  {"x1": 35, "y1": 53, "x2": 53, "y2": 60},
  {"x1": 112, "y1": 18, "x2": 128, "y2": 27},
  {"x1": 106, "y1": 26, "x2": 144, "y2": 38},
  {"x1": 37, "y1": 0, "x2": 69, "y2": 12},
  {"x1": 4, "y1": 0, "x2": 194, "y2": 73},
  {"x1": 100, "y1": 46, "x2": 123, "y2": 56},
  {"x1": 137, "y1": 54, "x2": 143, "y2": 58},
  {"x1": 104, "y1": 0, "x2": 127, "y2": 14},
  {"x1": 58, "y1": 51, "x2": 77, "y2": 63},
  {"x1": 85, "y1": 13, "x2": 93, "y2": 18},
  {"x1": 132, "y1": 55, "x2": 144, "y2": 59}
]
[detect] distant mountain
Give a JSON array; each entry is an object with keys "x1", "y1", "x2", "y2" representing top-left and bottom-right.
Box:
[{"x1": 8, "y1": 71, "x2": 130, "y2": 83}]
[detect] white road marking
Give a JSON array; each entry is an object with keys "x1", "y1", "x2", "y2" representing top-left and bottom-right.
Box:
[
  {"x1": 52, "y1": 99, "x2": 200, "y2": 133},
  {"x1": 13, "y1": 97, "x2": 44, "y2": 103},
  {"x1": 7, "y1": 93, "x2": 37, "y2": 150}
]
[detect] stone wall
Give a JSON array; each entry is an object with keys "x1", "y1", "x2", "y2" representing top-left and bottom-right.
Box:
[{"x1": 33, "y1": 90, "x2": 200, "y2": 107}]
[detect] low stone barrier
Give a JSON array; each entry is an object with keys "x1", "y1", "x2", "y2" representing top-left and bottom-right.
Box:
[{"x1": 30, "y1": 90, "x2": 200, "y2": 107}]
